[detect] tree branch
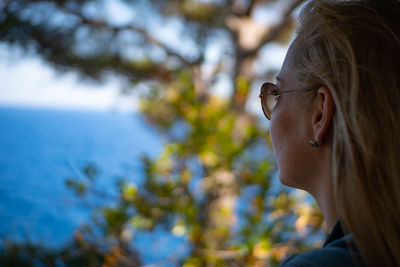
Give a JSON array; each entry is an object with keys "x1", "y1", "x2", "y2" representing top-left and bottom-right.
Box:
[
  {"x1": 244, "y1": 0, "x2": 306, "y2": 57},
  {"x1": 244, "y1": 0, "x2": 257, "y2": 16},
  {"x1": 63, "y1": 9, "x2": 202, "y2": 67}
]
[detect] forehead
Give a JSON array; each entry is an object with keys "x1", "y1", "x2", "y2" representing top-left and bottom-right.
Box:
[{"x1": 276, "y1": 44, "x2": 297, "y2": 88}]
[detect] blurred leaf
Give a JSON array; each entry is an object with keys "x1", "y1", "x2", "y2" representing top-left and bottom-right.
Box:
[
  {"x1": 65, "y1": 178, "x2": 87, "y2": 196},
  {"x1": 82, "y1": 164, "x2": 99, "y2": 180},
  {"x1": 122, "y1": 183, "x2": 138, "y2": 202}
]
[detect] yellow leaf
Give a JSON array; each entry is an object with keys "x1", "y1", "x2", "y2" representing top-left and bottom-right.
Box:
[
  {"x1": 122, "y1": 183, "x2": 138, "y2": 201},
  {"x1": 172, "y1": 220, "x2": 186, "y2": 237},
  {"x1": 199, "y1": 150, "x2": 219, "y2": 167},
  {"x1": 253, "y1": 239, "x2": 271, "y2": 260}
]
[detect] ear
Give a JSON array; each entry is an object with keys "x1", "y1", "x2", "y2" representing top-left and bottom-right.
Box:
[{"x1": 312, "y1": 86, "x2": 335, "y2": 146}]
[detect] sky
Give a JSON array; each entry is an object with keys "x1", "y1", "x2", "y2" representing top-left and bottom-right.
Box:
[
  {"x1": 0, "y1": 45, "x2": 138, "y2": 112},
  {"x1": 0, "y1": 0, "x2": 139, "y2": 112}
]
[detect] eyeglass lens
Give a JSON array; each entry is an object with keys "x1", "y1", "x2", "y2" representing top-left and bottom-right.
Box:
[{"x1": 260, "y1": 83, "x2": 278, "y2": 120}]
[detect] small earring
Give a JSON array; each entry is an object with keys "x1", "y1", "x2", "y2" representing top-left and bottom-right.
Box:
[{"x1": 309, "y1": 139, "x2": 319, "y2": 148}]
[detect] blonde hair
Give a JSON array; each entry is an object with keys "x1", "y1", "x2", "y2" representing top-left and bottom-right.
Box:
[{"x1": 290, "y1": 0, "x2": 400, "y2": 266}]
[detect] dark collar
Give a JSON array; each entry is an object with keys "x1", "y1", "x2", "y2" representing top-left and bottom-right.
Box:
[{"x1": 323, "y1": 220, "x2": 344, "y2": 247}]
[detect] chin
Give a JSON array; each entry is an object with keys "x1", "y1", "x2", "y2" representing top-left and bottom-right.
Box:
[
  {"x1": 278, "y1": 172, "x2": 302, "y2": 190},
  {"x1": 278, "y1": 172, "x2": 291, "y2": 186}
]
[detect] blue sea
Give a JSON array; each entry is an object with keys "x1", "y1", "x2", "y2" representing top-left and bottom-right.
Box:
[{"x1": 0, "y1": 106, "x2": 189, "y2": 265}]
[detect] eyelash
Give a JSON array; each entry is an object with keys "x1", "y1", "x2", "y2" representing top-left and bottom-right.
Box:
[
  {"x1": 271, "y1": 90, "x2": 279, "y2": 95},
  {"x1": 273, "y1": 84, "x2": 282, "y2": 94}
]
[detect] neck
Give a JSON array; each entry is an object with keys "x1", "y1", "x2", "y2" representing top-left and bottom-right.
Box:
[
  {"x1": 309, "y1": 136, "x2": 338, "y2": 232},
  {"x1": 313, "y1": 187, "x2": 338, "y2": 232}
]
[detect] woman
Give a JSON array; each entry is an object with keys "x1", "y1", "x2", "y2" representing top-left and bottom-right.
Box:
[{"x1": 260, "y1": 0, "x2": 400, "y2": 266}]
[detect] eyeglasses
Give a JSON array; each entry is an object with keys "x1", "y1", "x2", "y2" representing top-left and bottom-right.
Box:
[{"x1": 259, "y1": 82, "x2": 316, "y2": 120}]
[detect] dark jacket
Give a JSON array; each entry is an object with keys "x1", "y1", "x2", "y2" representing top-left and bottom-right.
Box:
[{"x1": 279, "y1": 221, "x2": 366, "y2": 267}]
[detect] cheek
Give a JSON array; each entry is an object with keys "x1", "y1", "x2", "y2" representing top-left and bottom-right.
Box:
[
  {"x1": 270, "y1": 117, "x2": 291, "y2": 186},
  {"x1": 270, "y1": 119, "x2": 279, "y2": 153},
  {"x1": 269, "y1": 97, "x2": 291, "y2": 152},
  {"x1": 269, "y1": 111, "x2": 288, "y2": 164},
  {"x1": 269, "y1": 107, "x2": 307, "y2": 188},
  {"x1": 270, "y1": 118, "x2": 296, "y2": 187}
]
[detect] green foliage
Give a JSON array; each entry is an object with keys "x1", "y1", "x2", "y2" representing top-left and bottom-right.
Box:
[
  {"x1": 53, "y1": 70, "x2": 325, "y2": 266},
  {"x1": 66, "y1": 179, "x2": 87, "y2": 196},
  {"x1": 0, "y1": 0, "x2": 328, "y2": 266}
]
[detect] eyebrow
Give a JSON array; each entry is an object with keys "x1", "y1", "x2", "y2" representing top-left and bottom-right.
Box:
[{"x1": 276, "y1": 76, "x2": 284, "y2": 84}]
